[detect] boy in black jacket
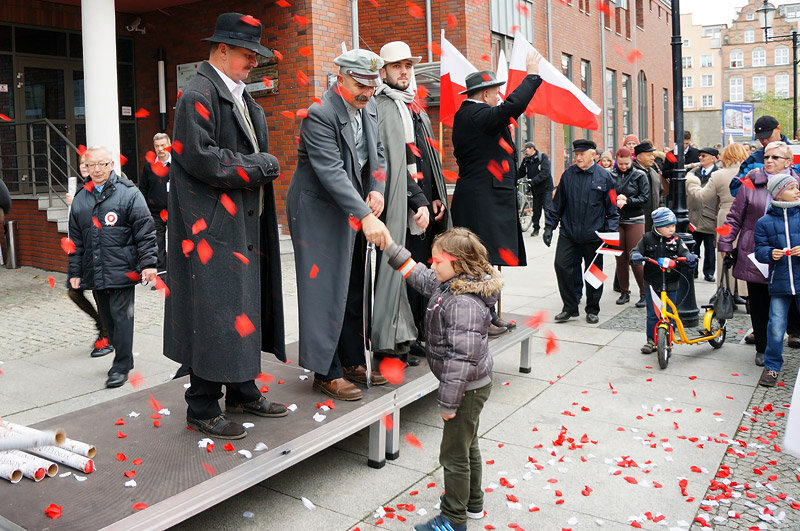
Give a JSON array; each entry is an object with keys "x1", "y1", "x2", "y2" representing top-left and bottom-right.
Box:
[{"x1": 631, "y1": 208, "x2": 697, "y2": 354}]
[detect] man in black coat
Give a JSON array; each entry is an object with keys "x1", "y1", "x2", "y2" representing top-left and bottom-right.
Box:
[
  {"x1": 68, "y1": 146, "x2": 158, "y2": 388},
  {"x1": 164, "y1": 13, "x2": 287, "y2": 439},
  {"x1": 451, "y1": 51, "x2": 542, "y2": 331},
  {"x1": 518, "y1": 142, "x2": 552, "y2": 236},
  {"x1": 138, "y1": 132, "x2": 171, "y2": 282},
  {"x1": 662, "y1": 130, "x2": 700, "y2": 202},
  {"x1": 544, "y1": 140, "x2": 620, "y2": 324}
]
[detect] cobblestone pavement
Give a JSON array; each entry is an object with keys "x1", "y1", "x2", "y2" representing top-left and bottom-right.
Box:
[{"x1": 602, "y1": 302, "x2": 800, "y2": 529}]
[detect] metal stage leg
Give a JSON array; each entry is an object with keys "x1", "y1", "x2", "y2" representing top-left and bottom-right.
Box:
[
  {"x1": 385, "y1": 410, "x2": 400, "y2": 460},
  {"x1": 519, "y1": 337, "x2": 531, "y2": 373},
  {"x1": 368, "y1": 419, "x2": 386, "y2": 469}
]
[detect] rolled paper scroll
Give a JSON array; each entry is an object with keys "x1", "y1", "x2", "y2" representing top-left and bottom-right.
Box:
[
  {"x1": 0, "y1": 425, "x2": 66, "y2": 452},
  {"x1": 0, "y1": 452, "x2": 47, "y2": 481},
  {"x1": 0, "y1": 462, "x2": 23, "y2": 483},
  {"x1": 28, "y1": 446, "x2": 94, "y2": 473},
  {"x1": 7, "y1": 450, "x2": 58, "y2": 477},
  {"x1": 1, "y1": 422, "x2": 94, "y2": 458}
]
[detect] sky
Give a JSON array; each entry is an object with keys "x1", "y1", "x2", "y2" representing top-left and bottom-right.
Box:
[{"x1": 681, "y1": 0, "x2": 797, "y2": 27}]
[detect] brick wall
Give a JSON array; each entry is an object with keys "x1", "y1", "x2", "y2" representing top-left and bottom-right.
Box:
[{"x1": 1, "y1": 199, "x2": 67, "y2": 273}]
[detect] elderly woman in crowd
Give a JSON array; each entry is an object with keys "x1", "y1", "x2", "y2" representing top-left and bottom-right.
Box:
[
  {"x1": 719, "y1": 141, "x2": 800, "y2": 366},
  {"x1": 686, "y1": 143, "x2": 748, "y2": 302},
  {"x1": 611, "y1": 147, "x2": 649, "y2": 307},
  {"x1": 622, "y1": 134, "x2": 639, "y2": 153}
]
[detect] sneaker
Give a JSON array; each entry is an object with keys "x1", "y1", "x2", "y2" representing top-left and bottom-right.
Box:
[
  {"x1": 758, "y1": 369, "x2": 779, "y2": 387},
  {"x1": 640, "y1": 341, "x2": 656, "y2": 354},
  {"x1": 616, "y1": 293, "x2": 630, "y2": 305},
  {"x1": 414, "y1": 515, "x2": 466, "y2": 531},
  {"x1": 635, "y1": 295, "x2": 646, "y2": 308},
  {"x1": 466, "y1": 508, "x2": 485, "y2": 519}
]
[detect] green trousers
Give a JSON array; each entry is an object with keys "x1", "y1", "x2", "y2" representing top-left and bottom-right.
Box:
[{"x1": 439, "y1": 381, "x2": 492, "y2": 525}]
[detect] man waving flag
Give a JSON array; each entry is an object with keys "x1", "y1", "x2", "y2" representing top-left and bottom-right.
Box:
[{"x1": 505, "y1": 33, "x2": 601, "y2": 130}]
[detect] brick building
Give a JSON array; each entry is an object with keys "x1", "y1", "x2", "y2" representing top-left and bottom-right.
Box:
[
  {"x1": 0, "y1": 0, "x2": 673, "y2": 272},
  {"x1": 681, "y1": 13, "x2": 725, "y2": 148},
  {"x1": 721, "y1": 0, "x2": 797, "y2": 141}
]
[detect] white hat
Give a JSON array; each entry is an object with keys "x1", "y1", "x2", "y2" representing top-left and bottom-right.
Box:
[{"x1": 379, "y1": 41, "x2": 422, "y2": 65}]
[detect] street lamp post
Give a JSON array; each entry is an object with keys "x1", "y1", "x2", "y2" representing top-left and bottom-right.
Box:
[
  {"x1": 758, "y1": 0, "x2": 798, "y2": 139},
  {"x1": 670, "y1": 0, "x2": 699, "y2": 327}
]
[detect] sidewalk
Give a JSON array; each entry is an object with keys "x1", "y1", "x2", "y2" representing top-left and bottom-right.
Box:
[{"x1": 0, "y1": 235, "x2": 798, "y2": 530}]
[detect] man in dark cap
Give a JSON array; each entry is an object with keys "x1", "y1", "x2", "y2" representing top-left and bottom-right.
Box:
[
  {"x1": 164, "y1": 13, "x2": 288, "y2": 439},
  {"x1": 544, "y1": 139, "x2": 619, "y2": 324},
  {"x1": 632, "y1": 141, "x2": 663, "y2": 232},
  {"x1": 688, "y1": 147, "x2": 720, "y2": 282},
  {"x1": 450, "y1": 51, "x2": 542, "y2": 333},
  {"x1": 732, "y1": 115, "x2": 791, "y2": 196},
  {"x1": 518, "y1": 141, "x2": 553, "y2": 236},
  {"x1": 288, "y1": 48, "x2": 392, "y2": 401}
]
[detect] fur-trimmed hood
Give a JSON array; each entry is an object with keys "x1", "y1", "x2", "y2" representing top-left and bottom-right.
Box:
[{"x1": 448, "y1": 267, "x2": 503, "y2": 305}]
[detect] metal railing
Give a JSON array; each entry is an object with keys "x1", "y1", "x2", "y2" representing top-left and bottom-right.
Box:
[{"x1": 0, "y1": 118, "x2": 82, "y2": 209}]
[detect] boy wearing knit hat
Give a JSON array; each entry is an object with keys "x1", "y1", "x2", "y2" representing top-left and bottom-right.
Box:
[
  {"x1": 630, "y1": 207, "x2": 697, "y2": 354},
  {"x1": 753, "y1": 174, "x2": 800, "y2": 386}
]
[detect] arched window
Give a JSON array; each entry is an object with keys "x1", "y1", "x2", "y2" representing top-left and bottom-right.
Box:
[{"x1": 637, "y1": 71, "x2": 648, "y2": 139}]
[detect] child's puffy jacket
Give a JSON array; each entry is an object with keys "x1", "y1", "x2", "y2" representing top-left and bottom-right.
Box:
[{"x1": 754, "y1": 205, "x2": 800, "y2": 295}]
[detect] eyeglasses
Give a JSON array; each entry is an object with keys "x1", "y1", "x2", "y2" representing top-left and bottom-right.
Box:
[
  {"x1": 81, "y1": 162, "x2": 111, "y2": 169},
  {"x1": 764, "y1": 155, "x2": 789, "y2": 161}
]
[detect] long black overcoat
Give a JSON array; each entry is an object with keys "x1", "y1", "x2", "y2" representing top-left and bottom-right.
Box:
[
  {"x1": 163, "y1": 61, "x2": 285, "y2": 383},
  {"x1": 450, "y1": 75, "x2": 541, "y2": 266}
]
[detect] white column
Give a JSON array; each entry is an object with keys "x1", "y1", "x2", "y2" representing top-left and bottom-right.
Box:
[{"x1": 81, "y1": 0, "x2": 121, "y2": 166}]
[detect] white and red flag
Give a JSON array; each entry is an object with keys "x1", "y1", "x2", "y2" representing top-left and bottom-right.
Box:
[
  {"x1": 649, "y1": 285, "x2": 663, "y2": 319},
  {"x1": 505, "y1": 33, "x2": 601, "y2": 130},
  {"x1": 439, "y1": 30, "x2": 477, "y2": 127},
  {"x1": 496, "y1": 49, "x2": 508, "y2": 100},
  {"x1": 583, "y1": 262, "x2": 607, "y2": 289},
  {"x1": 596, "y1": 231, "x2": 620, "y2": 247},
  {"x1": 790, "y1": 144, "x2": 800, "y2": 166}
]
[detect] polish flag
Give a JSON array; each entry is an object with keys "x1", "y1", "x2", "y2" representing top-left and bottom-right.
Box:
[
  {"x1": 596, "y1": 231, "x2": 620, "y2": 247},
  {"x1": 505, "y1": 33, "x2": 601, "y2": 130},
  {"x1": 439, "y1": 31, "x2": 477, "y2": 127},
  {"x1": 790, "y1": 144, "x2": 800, "y2": 166},
  {"x1": 583, "y1": 262, "x2": 607, "y2": 289},
  {"x1": 496, "y1": 49, "x2": 508, "y2": 101},
  {"x1": 595, "y1": 243, "x2": 623, "y2": 257},
  {"x1": 649, "y1": 285, "x2": 663, "y2": 319}
]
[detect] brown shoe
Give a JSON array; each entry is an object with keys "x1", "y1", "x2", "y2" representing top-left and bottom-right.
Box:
[
  {"x1": 187, "y1": 414, "x2": 247, "y2": 439},
  {"x1": 488, "y1": 323, "x2": 507, "y2": 336},
  {"x1": 226, "y1": 396, "x2": 289, "y2": 417},
  {"x1": 492, "y1": 317, "x2": 517, "y2": 329},
  {"x1": 343, "y1": 364, "x2": 388, "y2": 385},
  {"x1": 313, "y1": 377, "x2": 363, "y2": 400}
]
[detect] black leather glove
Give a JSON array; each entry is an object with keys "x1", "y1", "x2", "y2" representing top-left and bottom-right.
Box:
[
  {"x1": 723, "y1": 250, "x2": 737, "y2": 269},
  {"x1": 542, "y1": 227, "x2": 553, "y2": 247}
]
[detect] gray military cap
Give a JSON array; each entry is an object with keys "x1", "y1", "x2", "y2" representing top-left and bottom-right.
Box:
[{"x1": 334, "y1": 49, "x2": 384, "y2": 87}]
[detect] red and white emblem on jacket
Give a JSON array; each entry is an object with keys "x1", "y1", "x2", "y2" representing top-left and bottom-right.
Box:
[{"x1": 104, "y1": 211, "x2": 118, "y2": 226}]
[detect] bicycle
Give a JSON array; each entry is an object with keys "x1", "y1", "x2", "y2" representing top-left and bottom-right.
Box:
[
  {"x1": 640, "y1": 256, "x2": 726, "y2": 369},
  {"x1": 517, "y1": 177, "x2": 534, "y2": 232}
]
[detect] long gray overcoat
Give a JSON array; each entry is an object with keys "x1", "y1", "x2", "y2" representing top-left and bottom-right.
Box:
[
  {"x1": 164, "y1": 61, "x2": 285, "y2": 383},
  {"x1": 287, "y1": 85, "x2": 386, "y2": 375}
]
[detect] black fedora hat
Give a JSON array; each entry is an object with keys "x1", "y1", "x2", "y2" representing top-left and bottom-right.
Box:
[
  {"x1": 202, "y1": 13, "x2": 273, "y2": 59},
  {"x1": 459, "y1": 71, "x2": 505, "y2": 95}
]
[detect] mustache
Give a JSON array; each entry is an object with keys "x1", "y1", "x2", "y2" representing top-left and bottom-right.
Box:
[{"x1": 354, "y1": 95, "x2": 370, "y2": 102}]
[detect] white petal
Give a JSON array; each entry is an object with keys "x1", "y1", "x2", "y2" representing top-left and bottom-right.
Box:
[
  {"x1": 254, "y1": 442, "x2": 268, "y2": 451},
  {"x1": 301, "y1": 497, "x2": 316, "y2": 510}
]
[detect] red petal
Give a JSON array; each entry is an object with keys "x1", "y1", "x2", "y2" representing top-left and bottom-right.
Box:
[
  {"x1": 524, "y1": 311, "x2": 548, "y2": 330},
  {"x1": 372, "y1": 168, "x2": 387, "y2": 182},
  {"x1": 545, "y1": 330, "x2": 559, "y2": 355},
  {"x1": 120, "y1": 154, "x2": 128, "y2": 166},
  {"x1": 379, "y1": 357, "x2": 406, "y2": 385},
  {"x1": 487, "y1": 160, "x2": 504, "y2": 181},
  {"x1": 443, "y1": 170, "x2": 460, "y2": 182},
  {"x1": 427, "y1": 42, "x2": 442, "y2": 56},
  {"x1": 310, "y1": 264, "x2": 319, "y2": 278},
  {"x1": 276, "y1": 0, "x2": 291, "y2": 6},
  {"x1": 134, "y1": 108, "x2": 150, "y2": 118},
  {"x1": 609, "y1": 188, "x2": 618, "y2": 204},
  {"x1": 498, "y1": 138, "x2": 513, "y2": 154},
  {"x1": 715, "y1": 224, "x2": 731, "y2": 237},
  {"x1": 160, "y1": 210, "x2": 168, "y2": 222},
  {"x1": 117, "y1": 430, "x2": 127, "y2": 438},
  {"x1": 348, "y1": 215, "x2": 362, "y2": 232},
  {"x1": 196, "y1": 239, "x2": 213, "y2": 264},
  {"x1": 233, "y1": 252, "x2": 250, "y2": 265},
  {"x1": 404, "y1": 433, "x2": 423, "y2": 449},
  {"x1": 408, "y1": 143, "x2": 422, "y2": 157},
  {"x1": 256, "y1": 372, "x2": 275, "y2": 383},
  {"x1": 44, "y1": 504, "x2": 62, "y2": 519},
  {"x1": 191, "y1": 218, "x2": 207, "y2": 235},
  {"x1": 132, "y1": 502, "x2": 147, "y2": 511},
  {"x1": 223, "y1": 442, "x2": 235, "y2": 451},
  {"x1": 280, "y1": 110, "x2": 295, "y2": 120},
  {"x1": 235, "y1": 313, "x2": 256, "y2": 337},
  {"x1": 236, "y1": 166, "x2": 250, "y2": 182},
  {"x1": 240, "y1": 15, "x2": 261, "y2": 26},
  {"x1": 627, "y1": 50, "x2": 643, "y2": 63},
  {"x1": 47, "y1": 276, "x2": 55, "y2": 288},
  {"x1": 60, "y1": 237, "x2": 76, "y2": 255},
  {"x1": 132, "y1": 458, "x2": 143, "y2": 465},
  {"x1": 273, "y1": 50, "x2": 284, "y2": 61},
  {"x1": 76, "y1": 144, "x2": 87, "y2": 156},
  {"x1": 292, "y1": 14, "x2": 309, "y2": 28},
  {"x1": 195, "y1": 102, "x2": 210, "y2": 120},
  {"x1": 124, "y1": 470, "x2": 136, "y2": 478},
  {"x1": 181, "y1": 239, "x2": 195, "y2": 257},
  {"x1": 382, "y1": 414, "x2": 394, "y2": 431},
  {"x1": 296, "y1": 108, "x2": 309, "y2": 119},
  {"x1": 498, "y1": 248, "x2": 519, "y2": 266},
  {"x1": 125, "y1": 271, "x2": 142, "y2": 282},
  {"x1": 407, "y1": 1, "x2": 424, "y2": 18},
  {"x1": 447, "y1": 14, "x2": 458, "y2": 27},
  {"x1": 666, "y1": 151, "x2": 677, "y2": 163},
  {"x1": 129, "y1": 371, "x2": 144, "y2": 390},
  {"x1": 220, "y1": 193, "x2": 237, "y2": 216},
  {"x1": 297, "y1": 70, "x2": 309, "y2": 87},
  {"x1": 116, "y1": 452, "x2": 127, "y2": 461},
  {"x1": 171, "y1": 140, "x2": 183, "y2": 155},
  {"x1": 114, "y1": 417, "x2": 125, "y2": 426},
  {"x1": 741, "y1": 176, "x2": 755, "y2": 190},
  {"x1": 0, "y1": 113, "x2": 11, "y2": 122},
  {"x1": 299, "y1": 46, "x2": 312, "y2": 56}
]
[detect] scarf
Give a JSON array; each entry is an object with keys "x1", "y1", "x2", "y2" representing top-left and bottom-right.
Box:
[
  {"x1": 374, "y1": 83, "x2": 417, "y2": 176},
  {"x1": 771, "y1": 199, "x2": 800, "y2": 209}
]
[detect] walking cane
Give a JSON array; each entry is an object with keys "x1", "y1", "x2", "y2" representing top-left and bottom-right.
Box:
[{"x1": 362, "y1": 242, "x2": 375, "y2": 388}]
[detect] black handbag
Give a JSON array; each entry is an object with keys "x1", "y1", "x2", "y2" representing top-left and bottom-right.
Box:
[{"x1": 710, "y1": 262, "x2": 735, "y2": 320}]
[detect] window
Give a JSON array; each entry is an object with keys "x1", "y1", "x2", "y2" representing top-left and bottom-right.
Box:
[
  {"x1": 701, "y1": 74, "x2": 714, "y2": 87},
  {"x1": 746, "y1": 11, "x2": 754, "y2": 21},
  {"x1": 682, "y1": 56, "x2": 693, "y2": 69},
  {"x1": 683, "y1": 39, "x2": 690, "y2": 47},
  {"x1": 744, "y1": 28, "x2": 754, "y2": 43},
  {"x1": 702, "y1": 95, "x2": 714, "y2": 107},
  {"x1": 730, "y1": 50, "x2": 743, "y2": 68},
  {"x1": 701, "y1": 55, "x2": 713, "y2": 67},
  {"x1": 578, "y1": 0, "x2": 590, "y2": 13},
  {"x1": 775, "y1": 47, "x2": 790, "y2": 65},
  {"x1": 663, "y1": 88, "x2": 670, "y2": 148},
  {"x1": 776, "y1": 74, "x2": 790, "y2": 98},
  {"x1": 562, "y1": 54, "x2": 574, "y2": 169},
  {"x1": 581, "y1": 59, "x2": 592, "y2": 140},
  {"x1": 729, "y1": 77, "x2": 744, "y2": 102},
  {"x1": 638, "y1": 71, "x2": 648, "y2": 139},
  {"x1": 752, "y1": 75, "x2": 767, "y2": 98},
  {"x1": 489, "y1": 0, "x2": 534, "y2": 39},
  {"x1": 605, "y1": 69, "x2": 618, "y2": 152},
  {"x1": 635, "y1": 0, "x2": 644, "y2": 28},
  {"x1": 622, "y1": 74, "x2": 632, "y2": 135},
  {"x1": 752, "y1": 48, "x2": 766, "y2": 67},
  {"x1": 683, "y1": 95, "x2": 694, "y2": 108},
  {"x1": 682, "y1": 76, "x2": 693, "y2": 89}
]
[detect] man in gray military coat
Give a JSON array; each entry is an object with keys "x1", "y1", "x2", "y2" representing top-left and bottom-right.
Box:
[
  {"x1": 287, "y1": 49, "x2": 392, "y2": 401},
  {"x1": 164, "y1": 13, "x2": 287, "y2": 440}
]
